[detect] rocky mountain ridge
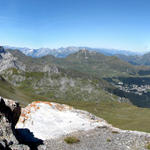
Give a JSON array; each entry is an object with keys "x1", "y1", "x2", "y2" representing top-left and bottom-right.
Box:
[
  {"x1": 0, "y1": 46, "x2": 26, "y2": 72},
  {"x1": 0, "y1": 46, "x2": 60, "y2": 73},
  {"x1": 5, "y1": 46, "x2": 149, "y2": 77},
  {"x1": 116, "y1": 52, "x2": 150, "y2": 66}
]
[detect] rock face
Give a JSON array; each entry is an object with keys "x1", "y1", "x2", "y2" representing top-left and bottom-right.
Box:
[
  {"x1": 0, "y1": 97, "x2": 29, "y2": 150},
  {"x1": 0, "y1": 46, "x2": 60, "y2": 74},
  {"x1": 0, "y1": 47, "x2": 26, "y2": 73}
]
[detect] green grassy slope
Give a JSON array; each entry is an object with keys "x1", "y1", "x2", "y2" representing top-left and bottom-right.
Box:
[
  {"x1": 2, "y1": 68, "x2": 118, "y2": 103},
  {"x1": 1, "y1": 74, "x2": 150, "y2": 133},
  {"x1": 52, "y1": 99, "x2": 150, "y2": 133},
  {"x1": 117, "y1": 52, "x2": 150, "y2": 66},
  {"x1": 0, "y1": 76, "x2": 29, "y2": 105},
  {"x1": 51, "y1": 50, "x2": 138, "y2": 77},
  {"x1": 0, "y1": 75, "x2": 51, "y2": 105}
]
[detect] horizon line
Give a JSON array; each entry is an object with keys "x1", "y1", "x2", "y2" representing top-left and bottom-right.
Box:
[{"x1": 2, "y1": 44, "x2": 145, "y2": 53}]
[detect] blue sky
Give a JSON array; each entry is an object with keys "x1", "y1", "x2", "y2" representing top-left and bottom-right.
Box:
[{"x1": 0, "y1": 0, "x2": 150, "y2": 51}]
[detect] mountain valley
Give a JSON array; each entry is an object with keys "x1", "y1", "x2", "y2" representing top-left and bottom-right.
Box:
[
  {"x1": 1, "y1": 46, "x2": 150, "y2": 133},
  {"x1": 2, "y1": 45, "x2": 150, "y2": 149}
]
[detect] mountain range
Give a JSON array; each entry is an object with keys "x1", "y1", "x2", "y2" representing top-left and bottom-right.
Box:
[
  {"x1": 6, "y1": 45, "x2": 150, "y2": 67},
  {"x1": 0, "y1": 46, "x2": 120, "y2": 105},
  {"x1": 116, "y1": 52, "x2": 150, "y2": 66},
  {"x1": 1, "y1": 46, "x2": 150, "y2": 106},
  {"x1": 4, "y1": 45, "x2": 143, "y2": 58}
]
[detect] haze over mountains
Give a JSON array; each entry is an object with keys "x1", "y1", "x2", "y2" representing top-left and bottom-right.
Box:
[
  {"x1": 4, "y1": 45, "x2": 144, "y2": 58},
  {"x1": 5, "y1": 45, "x2": 150, "y2": 66},
  {"x1": 116, "y1": 52, "x2": 150, "y2": 66}
]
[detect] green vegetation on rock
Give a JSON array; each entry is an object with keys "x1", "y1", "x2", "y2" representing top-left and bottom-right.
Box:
[{"x1": 64, "y1": 136, "x2": 80, "y2": 144}]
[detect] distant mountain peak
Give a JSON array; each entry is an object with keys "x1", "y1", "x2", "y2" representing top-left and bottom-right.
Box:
[{"x1": 4, "y1": 45, "x2": 144, "y2": 58}]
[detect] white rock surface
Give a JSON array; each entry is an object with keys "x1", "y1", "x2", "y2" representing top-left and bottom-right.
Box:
[{"x1": 16, "y1": 101, "x2": 108, "y2": 140}]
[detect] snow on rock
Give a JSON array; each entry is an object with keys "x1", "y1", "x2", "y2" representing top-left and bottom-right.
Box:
[{"x1": 16, "y1": 101, "x2": 108, "y2": 140}]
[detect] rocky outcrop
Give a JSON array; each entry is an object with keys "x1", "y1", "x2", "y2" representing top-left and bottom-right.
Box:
[
  {"x1": 16, "y1": 101, "x2": 150, "y2": 150},
  {"x1": 0, "y1": 47, "x2": 26, "y2": 73},
  {"x1": 16, "y1": 101, "x2": 108, "y2": 141},
  {"x1": 0, "y1": 97, "x2": 29, "y2": 150},
  {"x1": 0, "y1": 46, "x2": 60, "y2": 74},
  {"x1": 42, "y1": 64, "x2": 59, "y2": 73},
  {"x1": 1, "y1": 96, "x2": 150, "y2": 150}
]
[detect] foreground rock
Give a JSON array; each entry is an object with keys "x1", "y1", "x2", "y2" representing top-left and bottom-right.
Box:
[
  {"x1": 1, "y1": 96, "x2": 150, "y2": 149},
  {"x1": 0, "y1": 97, "x2": 29, "y2": 150},
  {"x1": 16, "y1": 101, "x2": 150, "y2": 150},
  {"x1": 16, "y1": 101, "x2": 108, "y2": 141}
]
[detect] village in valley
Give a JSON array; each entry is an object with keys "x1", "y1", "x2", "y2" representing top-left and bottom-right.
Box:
[{"x1": 113, "y1": 81, "x2": 150, "y2": 95}]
